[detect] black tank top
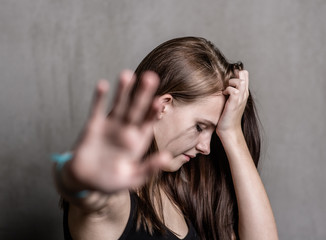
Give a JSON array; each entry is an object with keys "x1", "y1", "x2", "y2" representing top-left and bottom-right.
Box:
[{"x1": 63, "y1": 193, "x2": 199, "y2": 240}]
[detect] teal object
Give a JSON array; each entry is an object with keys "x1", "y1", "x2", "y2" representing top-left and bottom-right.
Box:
[
  {"x1": 76, "y1": 190, "x2": 89, "y2": 198},
  {"x1": 51, "y1": 152, "x2": 89, "y2": 198},
  {"x1": 51, "y1": 152, "x2": 73, "y2": 170}
]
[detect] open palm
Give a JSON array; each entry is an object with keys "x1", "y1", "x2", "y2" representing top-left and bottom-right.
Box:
[{"x1": 69, "y1": 70, "x2": 170, "y2": 194}]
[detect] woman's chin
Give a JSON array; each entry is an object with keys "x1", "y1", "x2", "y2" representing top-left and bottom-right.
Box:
[{"x1": 160, "y1": 155, "x2": 188, "y2": 172}]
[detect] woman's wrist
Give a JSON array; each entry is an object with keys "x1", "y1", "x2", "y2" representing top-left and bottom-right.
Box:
[
  {"x1": 52, "y1": 152, "x2": 90, "y2": 199},
  {"x1": 216, "y1": 126, "x2": 243, "y2": 141}
]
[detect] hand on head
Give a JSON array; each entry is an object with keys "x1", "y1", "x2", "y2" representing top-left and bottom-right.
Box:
[{"x1": 216, "y1": 70, "x2": 249, "y2": 136}]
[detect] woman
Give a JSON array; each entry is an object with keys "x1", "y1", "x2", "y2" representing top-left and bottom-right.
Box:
[{"x1": 53, "y1": 37, "x2": 278, "y2": 240}]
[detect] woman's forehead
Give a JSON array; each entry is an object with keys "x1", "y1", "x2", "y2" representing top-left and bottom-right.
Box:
[
  {"x1": 177, "y1": 95, "x2": 225, "y2": 124},
  {"x1": 189, "y1": 94, "x2": 225, "y2": 108}
]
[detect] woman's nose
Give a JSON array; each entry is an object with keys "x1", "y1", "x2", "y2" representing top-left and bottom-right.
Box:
[{"x1": 195, "y1": 136, "x2": 211, "y2": 155}]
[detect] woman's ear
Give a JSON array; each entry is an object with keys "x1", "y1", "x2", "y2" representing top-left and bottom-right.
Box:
[{"x1": 157, "y1": 94, "x2": 173, "y2": 119}]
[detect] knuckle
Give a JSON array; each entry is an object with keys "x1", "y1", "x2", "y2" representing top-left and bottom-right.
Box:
[{"x1": 234, "y1": 89, "x2": 240, "y2": 95}]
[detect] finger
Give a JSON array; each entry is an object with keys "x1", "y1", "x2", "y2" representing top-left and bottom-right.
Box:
[
  {"x1": 135, "y1": 151, "x2": 172, "y2": 179},
  {"x1": 135, "y1": 98, "x2": 161, "y2": 151},
  {"x1": 239, "y1": 70, "x2": 249, "y2": 90},
  {"x1": 228, "y1": 78, "x2": 246, "y2": 90},
  {"x1": 93, "y1": 160, "x2": 147, "y2": 192},
  {"x1": 125, "y1": 71, "x2": 159, "y2": 124},
  {"x1": 223, "y1": 86, "x2": 240, "y2": 97},
  {"x1": 90, "y1": 79, "x2": 110, "y2": 119},
  {"x1": 142, "y1": 97, "x2": 161, "y2": 128},
  {"x1": 124, "y1": 98, "x2": 161, "y2": 158},
  {"x1": 113, "y1": 157, "x2": 155, "y2": 190},
  {"x1": 86, "y1": 80, "x2": 110, "y2": 137},
  {"x1": 148, "y1": 151, "x2": 173, "y2": 171},
  {"x1": 239, "y1": 70, "x2": 249, "y2": 99},
  {"x1": 110, "y1": 70, "x2": 135, "y2": 120},
  {"x1": 126, "y1": 161, "x2": 153, "y2": 188},
  {"x1": 228, "y1": 78, "x2": 247, "y2": 96},
  {"x1": 100, "y1": 152, "x2": 172, "y2": 192},
  {"x1": 241, "y1": 70, "x2": 249, "y2": 81}
]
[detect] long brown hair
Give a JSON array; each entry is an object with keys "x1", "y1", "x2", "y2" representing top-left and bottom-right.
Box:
[{"x1": 133, "y1": 37, "x2": 261, "y2": 240}]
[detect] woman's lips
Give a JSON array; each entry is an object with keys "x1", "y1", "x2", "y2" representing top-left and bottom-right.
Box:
[{"x1": 183, "y1": 154, "x2": 195, "y2": 161}]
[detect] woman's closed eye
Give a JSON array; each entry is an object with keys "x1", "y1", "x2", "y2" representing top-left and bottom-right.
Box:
[{"x1": 196, "y1": 124, "x2": 203, "y2": 132}]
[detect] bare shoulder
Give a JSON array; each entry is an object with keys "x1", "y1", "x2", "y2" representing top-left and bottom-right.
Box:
[{"x1": 68, "y1": 190, "x2": 131, "y2": 240}]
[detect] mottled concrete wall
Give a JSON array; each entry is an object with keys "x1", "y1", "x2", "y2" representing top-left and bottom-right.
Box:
[{"x1": 1, "y1": 1, "x2": 325, "y2": 239}]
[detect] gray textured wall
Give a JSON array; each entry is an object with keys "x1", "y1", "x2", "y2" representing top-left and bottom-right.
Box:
[{"x1": 1, "y1": 1, "x2": 325, "y2": 239}]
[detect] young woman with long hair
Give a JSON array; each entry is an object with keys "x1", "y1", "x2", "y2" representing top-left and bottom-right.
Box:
[{"x1": 53, "y1": 37, "x2": 278, "y2": 240}]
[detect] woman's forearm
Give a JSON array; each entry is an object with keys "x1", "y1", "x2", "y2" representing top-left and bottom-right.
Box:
[{"x1": 219, "y1": 129, "x2": 278, "y2": 240}]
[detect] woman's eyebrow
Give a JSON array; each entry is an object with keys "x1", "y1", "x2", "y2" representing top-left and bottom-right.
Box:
[{"x1": 198, "y1": 119, "x2": 217, "y2": 128}]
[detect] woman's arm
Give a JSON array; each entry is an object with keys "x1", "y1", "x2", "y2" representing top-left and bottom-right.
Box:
[
  {"x1": 53, "y1": 71, "x2": 171, "y2": 239},
  {"x1": 219, "y1": 130, "x2": 278, "y2": 240},
  {"x1": 217, "y1": 70, "x2": 278, "y2": 240},
  {"x1": 54, "y1": 163, "x2": 131, "y2": 239}
]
